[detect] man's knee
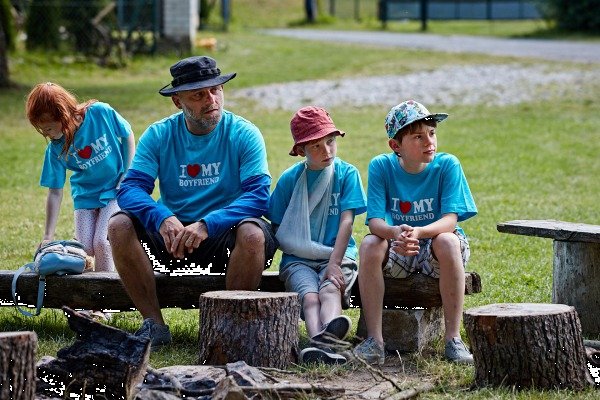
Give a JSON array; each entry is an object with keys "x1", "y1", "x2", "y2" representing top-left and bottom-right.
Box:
[
  {"x1": 235, "y1": 222, "x2": 265, "y2": 255},
  {"x1": 107, "y1": 213, "x2": 136, "y2": 244}
]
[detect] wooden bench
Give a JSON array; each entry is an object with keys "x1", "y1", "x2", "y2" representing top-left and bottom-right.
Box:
[
  {"x1": 497, "y1": 219, "x2": 600, "y2": 337},
  {"x1": 1, "y1": 269, "x2": 481, "y2": 352}
]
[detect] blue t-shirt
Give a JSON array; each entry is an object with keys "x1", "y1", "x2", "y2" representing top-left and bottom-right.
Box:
[
  {"x1": 269, "y1": 158, "x2": 367, "y2": 265},
  {"x1": 367, "y1": 152, "x2": 477, "y2": 235},
  {"x1": 130, "y1": 109, "x2": 270, "y2": 228},
  {"x1": 39, "y1": 102, "x2": 132, "y2": 209}
]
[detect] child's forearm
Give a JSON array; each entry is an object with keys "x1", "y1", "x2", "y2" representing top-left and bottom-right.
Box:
[
  {"x1": 329, "y1": 210, "x2": 354, "y2": 266},
  {"x1": 44, "y1": 188, "x2": 63, "y2": 240},
  {"x1": 415, "y1": 213, "x2": 458, "y2": 239},
  {"x1": 368, "y1": 218, "x2": 399, "y2": 240}
]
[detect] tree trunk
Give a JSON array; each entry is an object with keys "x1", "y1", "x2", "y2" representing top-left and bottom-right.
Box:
[
  {"x1": 198, "y1": 291, "x2": 300, "y2": 369},
  {"x1": 464, "y1": 303, "x2": 591, "y2": 390},
  {"x1": 0, "y1": 17, "x2": 10, "y2": 88},
  {"x1": 0, "y1": 332, "x2": 37, "y2": 400}
]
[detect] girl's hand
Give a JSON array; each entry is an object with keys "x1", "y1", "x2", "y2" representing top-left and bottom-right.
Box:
[{"x1": 37, "y1": 239, "x2": 52, "y2": 251}]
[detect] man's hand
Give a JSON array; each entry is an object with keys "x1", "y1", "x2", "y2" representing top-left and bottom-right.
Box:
[
  {"x1": 391, "y1": 224, "x2": 420, "y2": 256},
  {"x1": 160, "y1": 218, "x2": 208, "y2": 259},
  {"x1": 323, "y1": 262, "x2": 345, "y2": 293}
]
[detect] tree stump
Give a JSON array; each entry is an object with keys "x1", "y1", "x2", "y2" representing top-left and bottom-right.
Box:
[
  {"x1": 0, "y1": 332, "x2": 37, "y2": 400},
  {"x1": 198, "y1": 291, "x2": 300, "y2": 369},
  {"x1": 464, "y1": 303, "x2": 591, "y2": 390}
]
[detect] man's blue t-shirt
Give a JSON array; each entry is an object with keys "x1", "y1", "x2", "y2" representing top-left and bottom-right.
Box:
[
  {"x1": 131, "y1": 109, "x2": 269, "y2": 226},
  {"x1": 269, "y1": 158, "x2": 367, "y2": 265},
  {"x1": 367, "y1": 152, "x2": 477, "y2": 235},
  {"x1": 39, "y1": 102, "x2": 132, "y2": 209}
]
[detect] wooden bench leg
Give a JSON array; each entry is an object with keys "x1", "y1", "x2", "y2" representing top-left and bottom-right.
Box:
[
  {"x1": 357, "y1": 307, "x2": 444, "y2": 353},
  {"x1": 553, "y1": 240, "x2": 600, "y2": 337}
]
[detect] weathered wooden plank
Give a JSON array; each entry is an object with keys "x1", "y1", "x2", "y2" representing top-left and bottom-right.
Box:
[
  {"x1": 1, "y1": 270, "x2": 481, "y2": 311},
  {"x1": 497, "y1": 219, "x2": 600, "y2": 243}
]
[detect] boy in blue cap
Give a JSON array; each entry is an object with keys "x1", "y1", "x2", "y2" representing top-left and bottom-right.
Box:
[{"x1": 354, "y1": 100, "x2": 477, "y2": 365}]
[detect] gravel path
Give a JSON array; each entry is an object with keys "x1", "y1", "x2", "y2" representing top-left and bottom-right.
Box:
[
  {"x1": 232, "y1": 63, "x2": 599, "y2": 111},
  {"x1": 232, "y1": 30, "x2": 599, "y2": 111},
  {"x1": 263, "y1": 29, "x2": 600, "y2": 64}
]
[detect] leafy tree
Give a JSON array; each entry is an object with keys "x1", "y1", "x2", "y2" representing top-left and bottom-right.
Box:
[
  {"x1": 0, "y1": 0, "x2": 15, "y2": 50},
  {"x1": 26, "y1": 0, "x2": 61, "y2": 50},
  {"x1": 0, "y1": 12, "x2": 9, "y2": 87},
  {"x1": 538, "y1": 0, "x2": 600, "y2": 33}
]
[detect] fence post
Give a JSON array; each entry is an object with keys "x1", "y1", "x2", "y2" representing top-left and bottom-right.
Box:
[{"x1": 420, "y1": 0, "x2": 428, "y2": 31}]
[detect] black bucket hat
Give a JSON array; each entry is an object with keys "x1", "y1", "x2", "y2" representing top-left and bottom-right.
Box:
[{"x1": 158, "y1": 56, "x2": 236, "y2": 96}]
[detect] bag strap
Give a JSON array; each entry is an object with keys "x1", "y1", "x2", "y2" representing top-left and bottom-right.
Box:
[{"x1": 12, "y1": 262, "x2": 45, "y2": 317}]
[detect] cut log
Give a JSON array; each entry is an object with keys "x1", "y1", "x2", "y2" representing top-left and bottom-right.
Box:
[
  {"x1": 464, "y1": 303, "x2": 592, "y2": 390},
  {"x1": 36, "y1": 307, "x2": 149, "y2": 399},
  {"x1": 0, "y1": 331, "x2": 37, "y2": 400},
  {"x1": 198, "y1": 291, "x2": 300, "y2": 369}
]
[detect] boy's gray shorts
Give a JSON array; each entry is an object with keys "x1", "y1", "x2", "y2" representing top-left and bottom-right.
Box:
[
  {"x1": 383, "y1": 230, "x2": 470, "y2": 279},
  {"x1": 279, "y1": 257, "x2": 357, "y2": 308}
]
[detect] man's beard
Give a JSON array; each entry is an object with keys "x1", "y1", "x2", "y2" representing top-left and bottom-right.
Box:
[{"x1": 182, "y1": 104, "x2": 222, "y2": 133}]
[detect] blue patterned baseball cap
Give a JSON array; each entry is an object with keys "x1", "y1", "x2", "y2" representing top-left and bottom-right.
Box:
[{"x1": 385, "y1": 100, "x2": 448, "y2": 139}]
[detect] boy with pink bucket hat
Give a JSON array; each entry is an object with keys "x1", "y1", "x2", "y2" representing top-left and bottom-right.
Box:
[
  {"x1": 268, "y1": 106, "x2": 366, "y2": 365},
  {"x1": 353, "y1": 100, "x2": 477, "y2": 365}
]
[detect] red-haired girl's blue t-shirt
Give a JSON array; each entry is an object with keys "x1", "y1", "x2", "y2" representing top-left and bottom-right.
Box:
[{"x1": 39, "y1": 102, "x2": 132, "y2": 209}]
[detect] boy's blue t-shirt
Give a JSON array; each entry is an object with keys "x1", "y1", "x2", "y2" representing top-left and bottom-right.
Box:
[
  {"x1": 131, "y1": 109, "x2": 269, "y2": 223},
  {"x1": 269, "y1": 158, "x2": 367, "y2": 265},
  {"x1": 39, "y1": 102, "x2": 132, "y2": 209},
  {"x1": 367, "y1": 152, "x2": 477, "y2": 235}
]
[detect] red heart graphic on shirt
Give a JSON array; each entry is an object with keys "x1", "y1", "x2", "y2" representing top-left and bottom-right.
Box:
[
  {"x1": 77, "y1": 146, "x2": 92, "y2": 159},
  {"x1": 400, "y1": 201, "x2": 411, "y2": 214},
  {"x1": 187, "y1": 164, "x2": 200, "y2": 178}
]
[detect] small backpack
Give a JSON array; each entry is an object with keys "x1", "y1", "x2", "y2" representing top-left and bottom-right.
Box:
[{"x1": 12, "y1": 240, "x2": 87, "y2": 316}]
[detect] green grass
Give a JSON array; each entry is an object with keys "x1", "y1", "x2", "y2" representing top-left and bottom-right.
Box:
[{"x1": 2, "y1": 3, "x2": 600, "y2": 398}]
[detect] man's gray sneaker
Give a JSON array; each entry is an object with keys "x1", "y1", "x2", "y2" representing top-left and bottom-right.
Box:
[
  {"x1": 353, "y1": 337, "x2": 385, "y2": 365},
  {"x1": 311, "y1": 315, "x2": 352, "y2": 349},
  {"x1": 444, "y1": 337, "x2": 474, "y2": 364},
  {"x1": 300, "y1": 347, "x2": 347, "y2": 365},
  {"x1": 135, "y1": 318, "x2": 172, "y2": 350}
]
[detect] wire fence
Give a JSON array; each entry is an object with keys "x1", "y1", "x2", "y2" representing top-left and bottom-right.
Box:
[
  {"x1": 12, "y1": 0, "x2": 160, "y2": 66},
  {"x1": 327, "y1": 0, "x2": 543, "y2": 21}
]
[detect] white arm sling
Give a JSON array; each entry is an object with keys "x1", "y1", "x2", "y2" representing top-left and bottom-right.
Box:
[{"x1": 275, "y1": 163, "x2": 335, "y2": 260}]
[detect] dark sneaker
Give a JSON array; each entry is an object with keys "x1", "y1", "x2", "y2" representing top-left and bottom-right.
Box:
[
  {"x1": 444, "y1": 337, "x2": 474, "y2": 364},
  {"x1": 300, "y1": 347, "x2": 347, "y2": 365},
  {"x1": 353, "y1": 337, "x2": 385, "y2": 365},
  {"x1": 311, "y1": 315, "x2": 352, "y2": 348},
  {"x1": 134, "y1": 318, "x2": 172, "y2": 350}
]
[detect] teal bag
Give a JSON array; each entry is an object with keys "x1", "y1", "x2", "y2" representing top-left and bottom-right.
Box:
[{"x1": 12, "y1": 240, "x2": 87, "y2": 317}]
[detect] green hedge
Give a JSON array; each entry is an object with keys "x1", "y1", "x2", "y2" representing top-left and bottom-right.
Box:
[
  {"x1": 539, "y1": 0, "x2": 600, "y2": 33},
  {"x1": 0, "y1": 0, "x2": 15, "y2": 50}
]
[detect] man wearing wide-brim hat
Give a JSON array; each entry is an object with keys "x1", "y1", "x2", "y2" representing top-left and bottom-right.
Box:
[{"x1": 108, "y1": 56, "x2": 277, "y2": 349}]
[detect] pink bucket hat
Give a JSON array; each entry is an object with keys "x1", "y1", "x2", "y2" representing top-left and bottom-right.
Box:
[{"x1": 289, "y1": 107, "x2": 345, "y2": 156}]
